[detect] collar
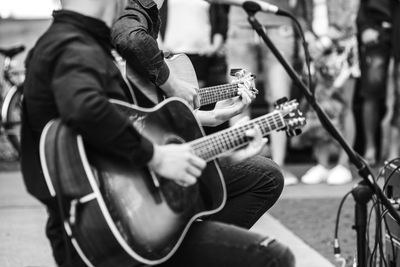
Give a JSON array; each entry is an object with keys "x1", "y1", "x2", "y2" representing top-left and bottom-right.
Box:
[
  {"x1": 136, "y1": 0, "x2": 157, "y2": 9},
  {"x1": 53, "y1": 10, "x2": 112, "y2": 50}
]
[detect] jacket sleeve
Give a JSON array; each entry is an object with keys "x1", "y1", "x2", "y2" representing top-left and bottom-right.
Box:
[
  {"x1": 111, "y1": 4, "x2": 169, "y2": 86},
  {"x1": 51, "y1": 43, "x2": 154, "y2": 166}
]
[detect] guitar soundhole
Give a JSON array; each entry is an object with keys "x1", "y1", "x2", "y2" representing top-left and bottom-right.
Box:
[
  {"x1": 160, "y1": 180, "x2": 198, "y2": 213},
  {"x1": 159, "y1": 135, "x2": 199, "y2": 214}
]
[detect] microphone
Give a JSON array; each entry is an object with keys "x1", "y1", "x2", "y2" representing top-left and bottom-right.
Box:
[{"x1": 205, "y1": 0, "x2": 288, "y2": 15}]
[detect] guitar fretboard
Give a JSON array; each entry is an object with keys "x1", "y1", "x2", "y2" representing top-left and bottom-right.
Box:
[
  {"x1": 199, "y1": 84, "x2": 239, "y2": 106},
  {"x1": 189, "y1": 111, "x2": 285, "y2": 161}
]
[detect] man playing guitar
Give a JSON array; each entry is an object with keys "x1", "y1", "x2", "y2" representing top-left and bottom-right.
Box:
[
  {"x1": 21, "y1": 0, "x2": 295, "y2": 266},
  {"x1": 111, "y1": 0, "x2": 295, "y2": 266}
]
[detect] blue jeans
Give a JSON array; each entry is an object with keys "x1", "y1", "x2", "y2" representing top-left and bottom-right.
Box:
[{"x1": 44, "y1": 156, "x2": 292, "y2": 267}]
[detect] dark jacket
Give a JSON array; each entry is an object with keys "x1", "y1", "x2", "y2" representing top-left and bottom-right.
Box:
[
  {"x1": 112, "y1": 0, "x2": 170, "y2": 87},
  {"x1": 21, "y1": 10, "x2": 154, "y2": 200},
  {"x1": 111, "y1": 0, "x2": 229, "y2": 107}
]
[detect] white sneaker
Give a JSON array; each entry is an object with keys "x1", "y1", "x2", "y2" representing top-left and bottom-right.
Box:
[
  {"x1": 283, "y1": 170, "x2": 299, "y2": 186},
  {"x1": 327, "y1": 165, "x2": 352, "y2": 185},
  {"x1": 301, "y1": 164, "x2": 329, "y2": 184}
]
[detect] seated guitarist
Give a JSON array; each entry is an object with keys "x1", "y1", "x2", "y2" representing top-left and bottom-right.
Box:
[
  {"x1": 111, "y1": 0, "x2": 295, "y2": 266},
  {"x1": 21, "y1": 0, "x2": 294, "y2": 267}
]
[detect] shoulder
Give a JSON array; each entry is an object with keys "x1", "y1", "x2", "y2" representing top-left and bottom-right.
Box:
[{"x1": 32, "y1": 23, "x2": 103, "y2": 63}]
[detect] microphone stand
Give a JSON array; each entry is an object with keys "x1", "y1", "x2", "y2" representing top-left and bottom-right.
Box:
[{"x1": 241, "y1": 2, "x2": 400, "y2": 266}]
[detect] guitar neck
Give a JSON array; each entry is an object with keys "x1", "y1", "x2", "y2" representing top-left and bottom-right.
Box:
[
  {"x1": 189, "y1": 111, "x2": 285, "y2": 161},
  {"x1": 198, "y1": 84, "x2": 239, "y2": 106}
]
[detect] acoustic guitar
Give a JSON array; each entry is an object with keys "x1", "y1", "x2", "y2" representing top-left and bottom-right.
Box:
[
  {"x1": 126, "y1": 53, "x2": 257, "y2": 106},
  {"x1": 39, "y1": 97, "x2": 305, "y2": 267}
]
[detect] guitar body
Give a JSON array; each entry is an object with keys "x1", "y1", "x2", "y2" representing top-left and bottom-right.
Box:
[
  {"x1": 40, "y1": 98, "x2": 226, "y2": 266},
  {"x1": 126, "y1": 54, "x2": 199, "y2": 104}
]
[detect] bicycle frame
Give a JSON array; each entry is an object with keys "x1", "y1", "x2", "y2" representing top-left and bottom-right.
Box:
[{"x1": 0, "y1": 45, "x2": 25, "y2": 156}]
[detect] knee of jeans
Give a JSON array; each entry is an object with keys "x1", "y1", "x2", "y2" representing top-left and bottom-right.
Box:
[
  {"x1": 258, "y1": 239, "x2": 295, "y2": 267},
  {"x1": 261, "y1": 162, "x2": 284, "y2": 198}
]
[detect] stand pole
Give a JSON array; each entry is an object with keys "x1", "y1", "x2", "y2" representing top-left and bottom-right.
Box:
[
  {"x1": 352, "y1": 181, "x2": 373, "y2": 267},
  {"x1": 241, "y1": 3, "x2": 400, "y2": 224}
]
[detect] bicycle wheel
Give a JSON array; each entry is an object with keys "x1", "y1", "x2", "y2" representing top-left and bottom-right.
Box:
[{"x1": 1, "y1": 85, "x2": 22, "y2": 154}]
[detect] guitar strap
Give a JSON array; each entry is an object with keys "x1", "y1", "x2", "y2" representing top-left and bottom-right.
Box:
[{"x1": 111, "y1": 50, "x2": 138, "y2": 105}]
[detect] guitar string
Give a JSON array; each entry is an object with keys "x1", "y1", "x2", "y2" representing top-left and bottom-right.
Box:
[
  {"x1": 191, "y1": 113, "x2": 281, "y2": 152},
  {"x1": 199, "y1": 84, "x2": 239, "y2": 105},
  {"x1": 193, "y1": 119, "x2": 273, "y2": 160},
  {"x1": 200, "y1": 85, "x2": 237, "y2": 99},
  {"x1": 190, "y1": 113, "x2": 284, "y2": 160},
  {"x1": 199, "y1": 89, "x2": 238, "y2": 105},
  {"x1": 199, "y1": 114, "x2": 284, "y2": 159},
  {"x1": 200, "y1": 90, "x2": 238, "y2": 106},
  {"x1": 194, "y1": 114, "x2": 284, "y2": 157},
  {"x1": 191, "y1": 103, "x2": 296, "y2": 158},
  {"x1": 199, "y1": 85, "x2": 237, "y2": 100}
]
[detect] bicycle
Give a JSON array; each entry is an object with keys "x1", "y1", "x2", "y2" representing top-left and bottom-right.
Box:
[{"x1": 0, "y1": 45, "x2": 25, "y2": 157}]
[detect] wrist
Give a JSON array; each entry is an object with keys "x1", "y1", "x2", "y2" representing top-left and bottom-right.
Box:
[
  {"x1": 159, "y1": 73, "x2": 175, "y2": 96},
  {"x1": 148, "y1": 144, "x2": 161, "y2": 171}
]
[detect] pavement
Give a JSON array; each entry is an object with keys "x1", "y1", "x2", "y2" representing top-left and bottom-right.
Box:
[{"x1": 0, "y1": 165, "x2": 357, "y2": 267}]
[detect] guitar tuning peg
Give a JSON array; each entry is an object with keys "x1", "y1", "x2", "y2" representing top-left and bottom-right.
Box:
[
  {"x1": 230, "y1": 68, "x2": 244, "y2": 76},
  {"x1": 286, "y1": 129, "x2": 302, "y2": 137},
  {"x1": 274, "y1": 97, "x2": 289, "y2": 108}
]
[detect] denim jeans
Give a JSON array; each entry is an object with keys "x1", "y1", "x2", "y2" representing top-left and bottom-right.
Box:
[{"x1": 43, "y1": 155, "x2": 292, "y2": 267}]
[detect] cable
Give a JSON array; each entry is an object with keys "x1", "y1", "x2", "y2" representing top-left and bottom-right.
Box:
[
  {"x1": 280, "y1": 12, "x2": 314, "y2": 95},
  {"x1": 366, "y1": 199, "x2": 378, "y2": 253},
  {"x1": 383, "y1": 209, "x2": 396, "y2": 266},
  {"x1": 376, "y1": 157, "x2": 400, "y2": 183},
  {"x1": 383, "y1": 162, "x2": 400, "y2": 191},
  {"x1": 333, "y1": 190, "x2": 352, "y2": 258}
]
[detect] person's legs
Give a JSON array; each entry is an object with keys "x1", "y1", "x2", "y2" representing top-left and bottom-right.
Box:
[
  {"x1": 301, "y1": 143, "x2": 331, "y2": 184},
  {"x1": 337, "y1": 78, "x2": 356, "y2": 166},
  {"x1": 159, "y1": 220, "x2": 295, "y2": 267},
  {"x1": 209, "y1": 155, "x2": 284, "y2": 229},
  {"x1": 360, "y1": 40, "x2": 391, "y2": 165},
  {"x1": 325, "y1": 78, "x2": 356, "y2": 185},
  {"x1": 261, "y1": 25, "x2": 296, "y2": 185}
]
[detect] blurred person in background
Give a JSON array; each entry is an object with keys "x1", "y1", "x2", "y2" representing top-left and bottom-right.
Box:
[
  {"x1": 160, "y1": 0, "x2": 227, "y2": 88},
  {"x1": 222, "y1": 0, "x2": 299, "y2": 186},
  {"x1": 295, "y1": 0, "x2": 359, "y2": 185},
  {"x1": 373, "y1": 0, "x2": 400, "y2": 161},
  {"x1": 356, "y1": 0, "x2": 393, "y2": 166},
  {"x1": 159, "y1": 0, "x2": 231, "y2": 134}
]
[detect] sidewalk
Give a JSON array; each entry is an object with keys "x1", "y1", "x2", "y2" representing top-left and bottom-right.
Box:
[{"x1": 0, "y1": 170, "x2": 334, "y2": 267}]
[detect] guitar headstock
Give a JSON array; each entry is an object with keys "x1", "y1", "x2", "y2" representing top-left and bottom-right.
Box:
[
  {"x1": 230, "y1": 68, "x2": 258, "y2": 96},
  {"x1": 274, "y1": 98, "x2": 306, "y2": 136}
]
